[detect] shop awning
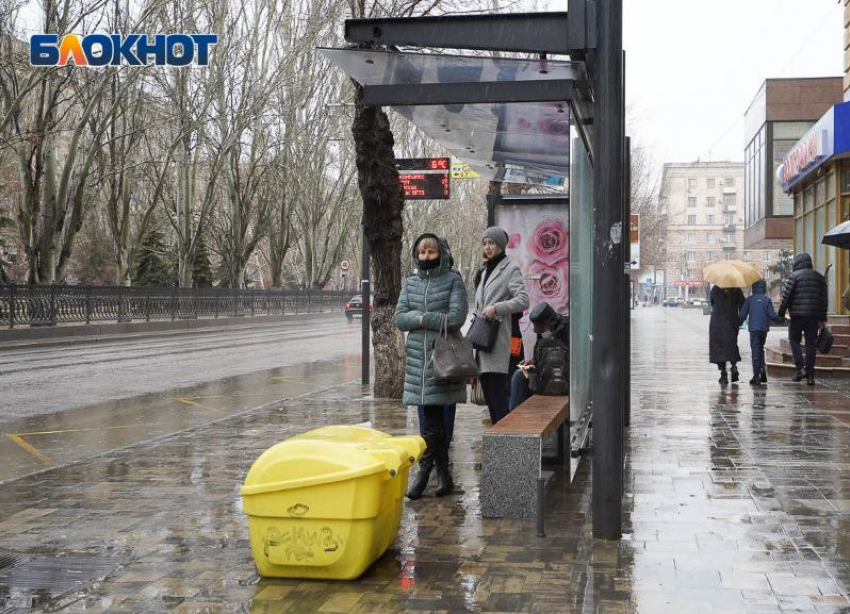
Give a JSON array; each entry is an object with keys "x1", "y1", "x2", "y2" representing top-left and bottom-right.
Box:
[{"x1": 319, "y1": 48, "x2": 582, "y2": 186}]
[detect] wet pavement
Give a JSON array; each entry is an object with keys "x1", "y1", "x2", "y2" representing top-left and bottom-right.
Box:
[{"x1": 0, "y1": 306, "x2": 849, "y2": 613}]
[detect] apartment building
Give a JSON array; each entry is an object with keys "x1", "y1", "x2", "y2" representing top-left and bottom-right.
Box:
[{"x1": 660, "y1": 162, "x2": 781, "y2": 299}]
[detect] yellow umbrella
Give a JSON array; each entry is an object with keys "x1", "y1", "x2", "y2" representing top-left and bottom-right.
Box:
[{"x1": 703, "y1": 260, "x2": 762, "y2": 288}]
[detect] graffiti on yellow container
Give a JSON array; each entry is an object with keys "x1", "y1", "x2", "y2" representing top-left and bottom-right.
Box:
[{"x1": 264, "y1": 526, "x2": 344, "y2": 563}]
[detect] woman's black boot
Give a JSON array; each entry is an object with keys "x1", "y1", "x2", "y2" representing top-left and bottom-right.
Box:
[
  {"x1": 408, "y1": 410, "x2": 440, "y2": 500},
  {"x1": 435, "y1": 447, "x2": 454, "y2": 497},
  {"x1": 406, "y1": 457, "x2": 434, "y2": 500}
]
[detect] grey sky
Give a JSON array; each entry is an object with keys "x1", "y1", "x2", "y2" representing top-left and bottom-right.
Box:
[{"x1": 621, "y1": 0, "x2": 843, "y2": 168}]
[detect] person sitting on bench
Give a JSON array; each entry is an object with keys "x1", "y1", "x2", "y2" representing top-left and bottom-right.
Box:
[{"x1": 508, "y1": 302, "x2": 569, "y2": 412}]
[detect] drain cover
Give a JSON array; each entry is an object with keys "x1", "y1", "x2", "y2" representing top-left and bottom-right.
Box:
[
  {"x1": 0, "y1": 551, "x2": 25, "y2": 573},
  {"x1": 0, "y1": 554, "x2": 117, "y2": 596}
]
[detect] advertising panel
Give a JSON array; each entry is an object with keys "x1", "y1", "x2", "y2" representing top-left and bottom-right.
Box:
[{"x1": 496, "y1": 204, "x2": 569, "y2": 358}]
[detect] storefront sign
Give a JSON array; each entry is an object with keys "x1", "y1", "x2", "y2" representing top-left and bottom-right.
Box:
[{"x1": 780, "y1": 102, "x2": 850, "y2": 192}]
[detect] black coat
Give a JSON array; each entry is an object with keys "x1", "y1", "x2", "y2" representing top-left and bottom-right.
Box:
[
  {"x1": 778, "y1": 253, "x2": 828, "y2": 321},
  {"x1": 709, "y1": 286, "x2": 744, "y2": 364}
]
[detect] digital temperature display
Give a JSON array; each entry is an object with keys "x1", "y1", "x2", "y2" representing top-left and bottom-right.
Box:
[{"x1": 395, "y1": 158, "x2": 451, "y2": 200}]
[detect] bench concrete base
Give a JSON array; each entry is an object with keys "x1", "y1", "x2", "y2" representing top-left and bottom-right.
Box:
[{"x1": 481, "y1": 434, "x2": 540, "y2": 518}]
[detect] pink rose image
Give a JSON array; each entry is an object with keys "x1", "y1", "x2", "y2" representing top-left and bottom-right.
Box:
[
  {"x1": 528, "y1": 218, "x2": 568, "y2": 265},
  {"x1": 526, "y1": 260, "x2": 569, "y2": 311},
  {"x1": 507, "y1": 233, "x2": 522, "y2": 249}
]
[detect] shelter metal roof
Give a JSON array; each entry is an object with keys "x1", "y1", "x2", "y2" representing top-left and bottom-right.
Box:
[{"x1": 319, "y1": 48, "x2": 577, "y2": 186}]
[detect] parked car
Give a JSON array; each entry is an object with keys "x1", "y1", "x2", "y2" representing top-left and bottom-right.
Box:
[
  {"x1": 662, "y1": 297, "x2": 679, "y2": 307},
  {"x1": 344, "y1": 294, "x2": 373, "y2": 319},
  {"x1": 687, "y1": 298, "x2": 704, "y2": 307}
]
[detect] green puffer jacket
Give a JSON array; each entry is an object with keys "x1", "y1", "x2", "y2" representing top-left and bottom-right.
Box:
[{"x1": 395, "y1": 234, "x2": 469, "y2": 407}]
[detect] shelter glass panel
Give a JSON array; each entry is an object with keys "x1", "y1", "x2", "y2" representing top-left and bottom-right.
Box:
[{"x1": 319, "y1": 47, "x2": 578, "y2": 185}]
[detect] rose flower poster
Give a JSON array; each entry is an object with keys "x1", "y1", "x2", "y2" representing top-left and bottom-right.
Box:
[{"x1": 497, "y1": 204, "x2": 569, "y2": 357}]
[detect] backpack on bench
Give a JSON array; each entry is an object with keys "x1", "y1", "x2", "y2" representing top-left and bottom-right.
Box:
[{"x1": 529, "y1": 337, "x2": 569, "y2": 396}]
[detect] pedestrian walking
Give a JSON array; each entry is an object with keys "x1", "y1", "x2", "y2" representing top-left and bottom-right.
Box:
[
  {"x1": 709, "y1": 284, "x2": 745, "y2": 384},
  {"x1": 395, "y1": 234, "x2": 468, "y2": 500},
  {"x1": 778, "y1": 252, "x2": 828, "y2": 385},
  {"x1": 473, "y1": 226, "x2": 529, "y2": 425},
  {"x1": 739, "y1": 280, "x2": 783, "y2": 386}
]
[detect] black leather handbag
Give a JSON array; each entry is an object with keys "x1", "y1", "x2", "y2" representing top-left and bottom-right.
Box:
[
  {"x1": 466, "y1": 313, "x2": 501, "y2": 352},
  {"x1": 817, "y1": 326, "x2": 834, "y2": 355},
  {"x1": 432, "y1": 316, "x2": 479, "y2": 383}
]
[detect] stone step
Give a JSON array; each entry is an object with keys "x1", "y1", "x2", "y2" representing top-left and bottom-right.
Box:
[
  {"x1": 831, "y1": 324, "x2": 850, "y2": 335},
  {"x1": 765, "y1": 361, "x2": 850, "y2": 379},
  {"x1": 779, "y1": 337, "x2": 850, "y2": 357},
  {"x1": 828, "y1": 314, "x2": 849, "y2": 325},
  {"x1": 765, "y1": 347, "x2": 847, "y2": 368},
  {"x1": 835, "y1": 334, "x2": 850, "y2": 347}
]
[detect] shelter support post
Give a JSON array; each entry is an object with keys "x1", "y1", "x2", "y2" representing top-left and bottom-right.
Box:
[
  {"x1": 591, "y1": 0, "x2": 624, "y2": 540},
  {"x1": 362, "y1": 233, "x2": 371, "y2": 386}
]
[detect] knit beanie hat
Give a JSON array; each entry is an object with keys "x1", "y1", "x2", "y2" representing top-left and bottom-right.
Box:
[{"x1": 482, "y1": 226, "x2": 509, "y2": 251}]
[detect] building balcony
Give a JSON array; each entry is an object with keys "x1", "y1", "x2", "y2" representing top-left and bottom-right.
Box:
[
  {"x1": 722, "y1": 244, "x2": 736, "y2": 251},
  {"x1": 723, "y1": 223, "x2": 736, "y2": 232}
]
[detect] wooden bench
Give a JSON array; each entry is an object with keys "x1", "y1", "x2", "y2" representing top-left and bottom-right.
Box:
[{"x1": 480, "y1": 395, "x2": 569, "y2": 535}]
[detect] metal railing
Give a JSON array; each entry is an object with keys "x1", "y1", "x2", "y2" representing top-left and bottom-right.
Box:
[{"x1": 0, "y1": 285, "x2": 346, "y2": 328}]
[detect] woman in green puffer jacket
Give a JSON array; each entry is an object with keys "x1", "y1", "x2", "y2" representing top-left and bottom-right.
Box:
[{"x1": 395, "y1": 233, "x2": 468, "y2": 499}]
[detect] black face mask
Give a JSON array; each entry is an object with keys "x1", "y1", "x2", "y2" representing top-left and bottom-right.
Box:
[{"x1": 418, "y1": 256, "x2": 441, "y2": 271}]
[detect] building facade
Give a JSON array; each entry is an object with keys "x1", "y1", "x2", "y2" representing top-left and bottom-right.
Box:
[
  {"x1": 660, "y1": 162, "x2": 780, "y2": 299},
  {"x1": 777, "y1": 102, "x2": 850, "y2": 314},
  {"x1": 743, "y1": 78, "x2": 843, "y2": 250}
]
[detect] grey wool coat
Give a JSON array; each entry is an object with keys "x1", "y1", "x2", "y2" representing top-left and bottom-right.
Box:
[
  {"x1": 474, "y1": 256, "x2": 529, "y2": 374},
  {"x1": 395, "y1": 234, "x2": 469, "y2": 407}
]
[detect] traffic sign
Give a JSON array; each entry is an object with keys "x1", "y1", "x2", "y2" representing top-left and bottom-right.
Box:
[
  {"x1": 451, "y1": 163, "x2": 480, "y2": 179},
  {"x1": 340, "y1": 259, "x2": 351, "y2": 271}
]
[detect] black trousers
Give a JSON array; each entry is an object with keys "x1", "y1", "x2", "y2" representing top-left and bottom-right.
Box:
[
  {"x1": 480, "y1": 372, "x2": 509, "y2": 424},
  {"x1": 788, "y1": 317, "x2": 819, "y2": 377},
  {"x1": 749, "y1": 330, "x2": 768, "y2": 377}
]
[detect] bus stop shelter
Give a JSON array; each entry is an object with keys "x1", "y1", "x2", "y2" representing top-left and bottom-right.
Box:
[{"x1": 322, "y1": 2, "x2": 629, "y2": 539}]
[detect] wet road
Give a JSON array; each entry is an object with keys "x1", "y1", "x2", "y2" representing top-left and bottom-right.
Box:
[{"x1": 0, "y1": 313, "x2": 360, "y2": 422}]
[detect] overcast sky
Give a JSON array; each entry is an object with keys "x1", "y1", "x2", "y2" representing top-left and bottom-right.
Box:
[{"x1": 615, "y1": 0, "x2": 845, "y2": 170}]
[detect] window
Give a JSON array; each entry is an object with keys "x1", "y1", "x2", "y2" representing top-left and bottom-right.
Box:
[
  {"x1": 686, "y1": 268, "x2": 694, "y2": 278},
  {"x1": 724, "y1": 214, "x2": 734, "y2": 226},
  {"x1": 763, "y1": 250, "x2": 771, "y2": 263},
  {"x1": 688, "y1": 178, "x2": 697, "y2": 190},
  {"x1": 688, "y1": 197, "x2": 697, "y2": 207},
  {"x1": 687, "y1": 215, "x2": 697, "y2": 225},
  {"x1": 725, "y1": 252, "x2": 733, "y2": 261},
  {"x1": 723, "y1": 194, "x2": 735, "y2": 209},
  {"x1": 686, "y1": 232, "x2": 696, "y2": 243},
  {"x1": 706, "y1": 197, "x2": 715, "y2": 208},
  {"x1": 707, "y1": 178, "x2": 715, "y2": 190},
  {"x1": 706, "y1": 215, "x2": 715, "y2": 225},
  {"x1": 706, "y1": 231, "x2": 715, "y2": 244},
  {"x1": 686, "y1": 251, "x2": 696, "y2": 262},
  {"x1": 725, "y1": 177, "x2": 735, "y2": 187},
  {"x1": 706, "y1": 251, "x2": 714, "y2": 262}
]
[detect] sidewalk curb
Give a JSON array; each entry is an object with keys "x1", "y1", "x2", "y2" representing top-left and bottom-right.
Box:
[{"x1": 0, "y1": 312, "x2": 342, "y2": 351}]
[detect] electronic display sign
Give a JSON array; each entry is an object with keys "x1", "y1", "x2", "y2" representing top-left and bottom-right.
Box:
[{"x1": 396, "y1": 158, "x2": 451, "y2": 200}]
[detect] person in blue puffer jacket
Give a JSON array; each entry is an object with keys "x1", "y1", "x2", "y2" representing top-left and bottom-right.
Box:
[
  {"x1": 739, "y1": 279, "x2": 784, "y2": 386},
  {"x1": 395, "y1": 233, "x2": 468, "y2": 500}
]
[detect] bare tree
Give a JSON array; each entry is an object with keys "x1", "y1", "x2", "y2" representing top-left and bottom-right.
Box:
[{"x1": 0, "y1": 0, "x2": 163, "y2": 283}]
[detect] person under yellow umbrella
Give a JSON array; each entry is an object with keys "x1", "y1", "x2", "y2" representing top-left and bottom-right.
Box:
[{"x1": 703, "y1": 261, "x2": 762, "y2": 385}]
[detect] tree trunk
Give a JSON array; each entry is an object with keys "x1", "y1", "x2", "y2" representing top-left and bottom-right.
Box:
[{"x1": 351, "y1": 82, "x2": 405, "y2": 399}]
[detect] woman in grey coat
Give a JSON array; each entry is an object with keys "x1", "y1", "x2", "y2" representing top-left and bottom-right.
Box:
[
  {"x1": 474, "y1": 226, "x2": 529, "y2": 424},
  {"x1": 395, "y1": 234, "x2": 468, "y2": 499}
]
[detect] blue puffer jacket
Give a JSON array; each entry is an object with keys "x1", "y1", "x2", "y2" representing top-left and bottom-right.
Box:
[
  {"x1": 395, "y1": 234, "x2": 469, "y2": 407},
  {"x1": 739, "y1": 279, "x2": 783, "y2": 332}
]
